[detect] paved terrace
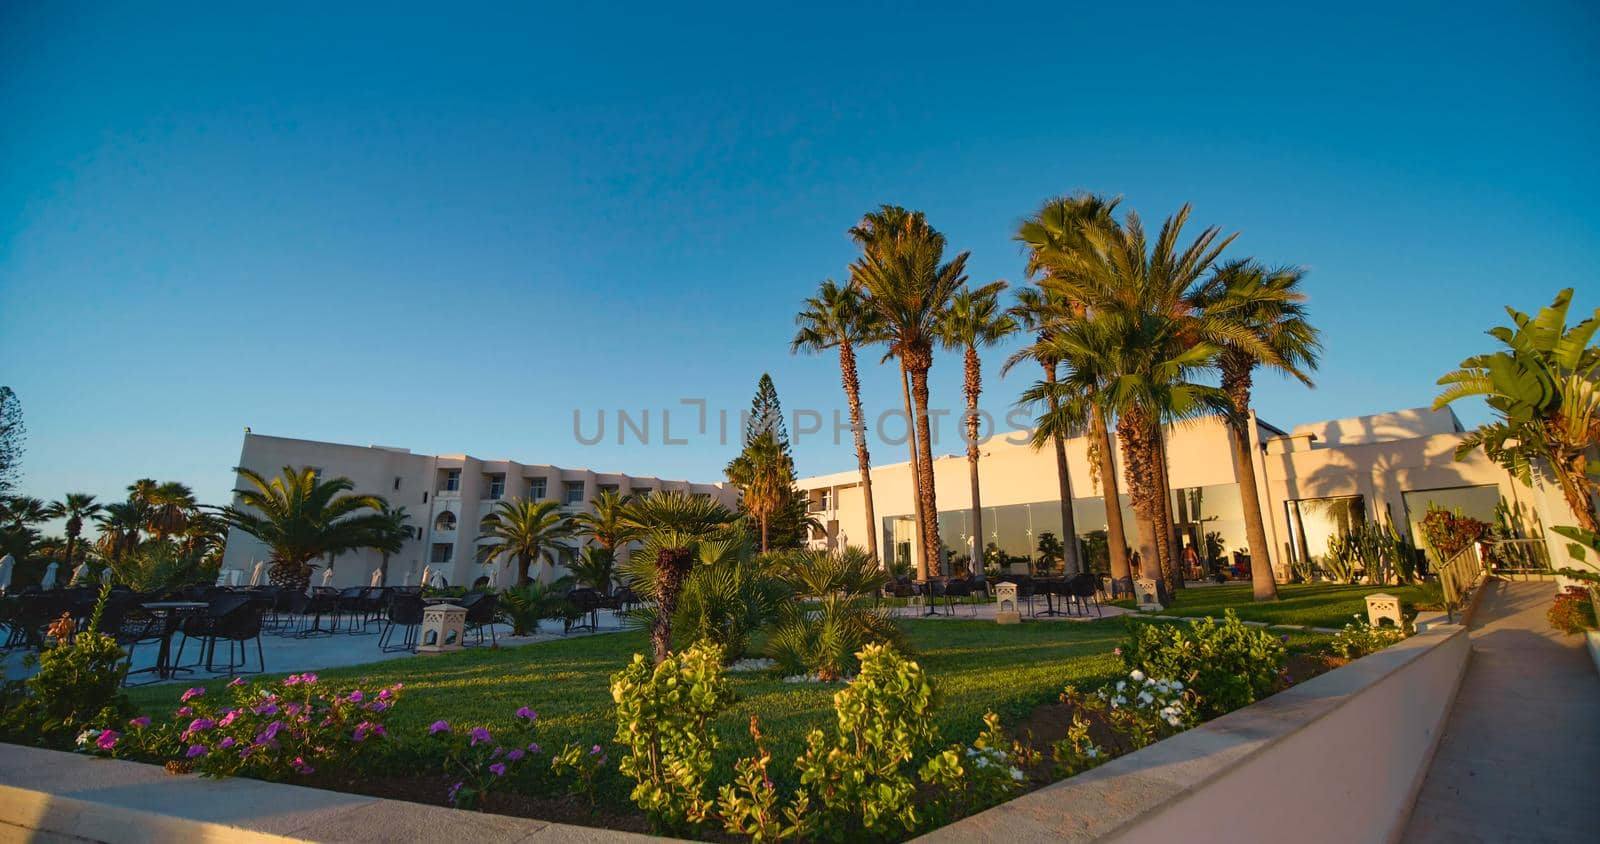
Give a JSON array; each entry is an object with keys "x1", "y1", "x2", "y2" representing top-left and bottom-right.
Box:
[{"x1": 1403, "y1": 580, "x2": 1600, "y2": 843}]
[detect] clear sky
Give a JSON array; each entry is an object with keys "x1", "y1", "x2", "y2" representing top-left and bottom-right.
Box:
[{"x1": 2, "y1": 1, "x2": 1597, "y2": 514}]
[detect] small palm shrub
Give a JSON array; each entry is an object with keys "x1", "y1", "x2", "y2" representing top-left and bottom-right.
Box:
[
  {"x1": 568, "y1": 546, "x2": 616, "y2": 592},
  {"x1": 1121, "y1": 611, "x2": 1287, "y2": 718},
  {"x1": 764, "y1": 546, "x2": 903, "y2": 680},
  {"x1": 111, "y1": 542, "x2": 211, "y2": 593},
  {"x1": 625, "y1": 534, "x2": 786, "y2": 661},
  {"x1": 496, "y1": 576, "x2": 573, "y2": 635}
]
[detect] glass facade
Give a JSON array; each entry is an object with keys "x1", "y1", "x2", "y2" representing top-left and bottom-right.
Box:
[
  {"x1": 882, "y1": 482, "x2": 1248, "y2": 576},
  {"x1": 1283, "y1": 495, "x2": 1366, "y2": 567}
]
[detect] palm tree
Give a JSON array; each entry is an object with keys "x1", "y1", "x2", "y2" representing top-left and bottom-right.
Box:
[
  {"x1": 793, "y1": 279, "x2": 883, "y2": 562},
  {"x1": 1039, "y1": 206, "x2": 1246, "y2": 594},
  {"x1": 569, "y1": 544, "x2": 617, "y2": 591},
  {"x1": 146, "y1": 481, "x2": 197, "y2": 542},
  {"x1": 765, "y1": 546, "x2": 904, "y2": 681},
  {"x1": 725, "y1": 430, "x2": 794, "y2": 552},
  {"x1": 1436, "y1": 288, "x2": 1600, "y2": 532},
  {"x1": 573, "y1": 488, "x2": 639, "y2": 555},
  {"x1": 1, "y1": 495, "x2": 49, "y2": 531},
  {"x1": 179, "y1": 510, "x2": 230, "y2": 572},
  {"x1": 937, "y1": 281, "x2": 1017, "y2": 568},
  {"x1": 1193, "y1": 260, "x2": 1321, "y2": 599},
  {"x1": 371, "y1": 503, "x2": 412, "y2": 584},
  {"x1": 477, "y1": 498, "x2": 579, "y2": 586},
  {"x1": 1005, "y1": 285, "x2": 1086, "y2": 575},
  {"x1": 620, "y1": 490, "x2": 738, "y2": 663},
  {"x1": 849, "y1": 205, "x2": 968, "y2": 577},
  {"x1": 215, "y1": 466, "x2": 390, "y2": 592},
  {"x1": 45, "y1": 493, "x2": 103, "y2": 572},
  {"x1": 95, "y1": 501, "x2": 146, "y2": 564},
  {"x1": 1015, "y1": 192, "x2": 1130, "y2": 580},
  {"x1": 126, "y1": 479, "x2": 158, "y2": 509}
]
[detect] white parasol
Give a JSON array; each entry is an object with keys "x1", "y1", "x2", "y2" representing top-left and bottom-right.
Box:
[
  {"x1": 71, "y1": 562, "x2": 89, "y2": 585},
  {"x1": 321, "y1": 567, "x2": 335, "y2": 587},
  {"x1": 370, "y1": 568, "x2": 383, "y2": 587},
  {"x1": 0, "y1": 554, "x2": 14, "y2": 593},
  {"x1": 101, "y1": 566, "x2": 113, "y2": 584},
  {"x1": 250, "y1": 560, "x2": 266, "y2": 586},
  {"x1": 41, "y1": 562, "x2": 59, "y2": 590}
]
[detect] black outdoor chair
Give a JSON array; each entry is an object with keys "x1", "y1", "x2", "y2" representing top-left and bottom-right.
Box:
[
  {"x1": 563, "y1": 588, "x2": 603, "y2": 634},
  {"x1": 6, "y1": 591, "x2": 71, "y2": 651},
  {"x1": 176, "y1": 593, "x2": 265, "y2": 676},
  {"x1": 461, "y1": 592, "x2": 499, "y2": 646},
  {"x1": 282, "y1": 590, "x2": 337, "y2": 637},
  {"x1": 941, "y1": 578, "x2": 979, "y2": 616},
  {"x1": 1068, "y1": 573, "x2": 1102, "y2": 617},
  {"x1": 471, "y1": 576, "x2": 491, "y2": 591},
  {"x1": 1109, "y1": 576, "x2": 1135, "y2": 600},
  {"x1": 378, "y1": 593, "x2": 426, "y2": 653},
  {"x1": 610, "y1": 586, "x2": 639, "y2": 616}
]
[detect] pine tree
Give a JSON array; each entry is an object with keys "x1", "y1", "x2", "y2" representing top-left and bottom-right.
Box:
[
  {"x1": 727, "y1": 374, "x2": 813, "y2": 551},
  {"x1": 0, "y1": 387, "x2": 23, "y2": 498},
  {"x1": 745, "y1": 373, "x2": 792, "y2": 457}
]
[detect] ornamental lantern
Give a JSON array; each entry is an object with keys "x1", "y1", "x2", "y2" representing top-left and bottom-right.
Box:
[{"x1": 417, "y1": 604, "x2": 467, "y2": 654}]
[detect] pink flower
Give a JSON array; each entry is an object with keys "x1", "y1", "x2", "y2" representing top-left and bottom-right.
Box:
[
  {"x1": 347, "y1": 690, "x2": 364, "y2": 703},
  {"x1": 506, "y1": 749, "x2": 525, "y2": 762},
  {"x1": 252, "y1": 702, "x2": 279, "y2": 717},
  {"x1": 219, "y1": 737, "x2": 237, "y2": 749},
  {"x1": 218, "y1": 710, "x2": 240, "y2": 727},
  {"x1": 228, "y1": 677, "x2": 246, "y2": 687},
  {"x1": 488, "y1": 763, "x2": 507, "y2": 777},
  {"x1": 175, "y1": 706, "x2": 192, "y2": 718},
  {"x1": 364, "y1": 702, "x2": 390, "y2": 713},
  {"x1": 515, "y1": 706, "x2": 537, "y2": 721},
  {"x1": 128, "y1": 716, "x2": 151, "y2": 729},
  {"x1": 95, "y1": 730, "x2": 119, "y2": 751},
  {"x1": 185, "y1": 745, "x2": 207, "y2": 759},
  {"x1": 447, "y1": 781, "x2": 463, "y2": 804},
  {"x1": 1113, "y1": 647, "x2": 1123, "y2": 657},
  {"x1": 429, "y1": 720, "x2": 451, "y2": 735},
  {"x1": 527, "y1": 741, "x2": 541, "y2": 754},
  {"x1": 469, "y1": 727, "x2": 491, "y2": 746},
  {"x1": 180, "y1": 687, "x2": 206, "y2": 702},
  {"x1": 301, "y1": 673, "x2": 318, "y2": 684},
  {"x1": 589, "y1": 744, "x2": 602, "y2": 755}
]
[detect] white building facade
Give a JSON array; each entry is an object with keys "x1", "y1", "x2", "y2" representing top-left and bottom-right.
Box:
[{"x1": 218, "y1": 432, "x2": 737, "y2": 588}]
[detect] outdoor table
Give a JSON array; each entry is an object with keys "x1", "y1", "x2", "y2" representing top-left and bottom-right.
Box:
[
  {"x1": 1034, "y1": 578, "x2": 1071, "y2": 617},
  {"x1": 139, "y1": 601, "x2": 210, "y2": 680}
]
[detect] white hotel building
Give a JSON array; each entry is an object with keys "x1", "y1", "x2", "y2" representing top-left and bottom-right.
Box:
[
  {"x1": 218, "y1": 432, "x2": 737, "y2": 588},
  {"x1": 794, "y1": 406, "x2": 1582, "y2": 580}
]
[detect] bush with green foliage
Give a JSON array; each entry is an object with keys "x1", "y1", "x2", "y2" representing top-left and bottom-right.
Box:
[
  {"x1": 110, "y1": 542, "x2": 212, "y2": 593},
  {"x1": 1052, "y1": 670, "x2": 1194, "y2": 777},
  {"x1": 1329, "y1": 615, "x2": 1409, "y2": 658},
  {"x1": 1120, "y1": 611, "x2": 1286, "y2": 718},
  {"x1": 3, "y1": 584, "x2": 130, "y2": 742},
  {"x1": 918, "y1": 710, "x2": 1036, "y2": 828},
  {"x1": 496, "y1": 576, "x2": 574, "y2": 636},
  {"x1": 1547, "y1": 586, "x2": 1598, "y2": 635},
  {"x1": 610, "y1": 640, "x2": 736, "y2": 833},
  {"x1": 427, "y1": 706, "x2": 544, "y2": 808},
  {"x1": 1418, "y1": 505, "x2": 1489, "y2": 565},
  {"x1": 765, "y1": 546, "x2": 903, "y2": 680}
]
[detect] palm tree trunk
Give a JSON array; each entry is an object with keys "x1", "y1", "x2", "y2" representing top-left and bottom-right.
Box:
[
  {"x1": 900, "y1": 361, "x2": 928, "y2": 579},
  {"x1": 1153, "y1": 429, "x2": 1180, "y2": 592},
  {"x1": 1116, "y1": 413, "x2": 1164, "y2": 592},
  {"x1": 838, "y1": 339, "x2": 879, "y2": 563},
  {"x1": 908, "y1": 359, "x2": 942, "y2": 579},
  {"x1": 518, "y1": 552, "x2": 532, "y2": 586},
  {"x1": 964, "y1": 346, "x2": 984, "y2": 574},
  {"x1": 1043, "y1": 363, "x2": 1082, "y2": 574},
  {"x1": 1093, "y1": 406, "x2": 1132, "y2": 582},
  {"x1": 652, "y1": 547, "x2": 692, "y2": 664},
  {"x1": 1231, "y1": 417, "x2": 1280, "y2": 600},
  {"x1": 760, "y1": 516, "x2": 769, "y2": 554}
]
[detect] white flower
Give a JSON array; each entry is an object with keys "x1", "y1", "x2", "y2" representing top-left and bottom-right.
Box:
[
  {"x1": 1085, "y1": 746, "x2": 1100, "y2": 759},
  {"x1": 1111, "y1": 695, "x2": 1126, "y2": 707},
  {"x1": 1171, "y1": 680, "x2": 1183, "y2": 691},
  {"x1": 1116, "y1": 681, "x2": 1126, "y2": 692},
  {"x1": 1010, "y1": 767, "x2": 1025, "y2": 782},
  {"x1": 1165, "y1": 715, "x2": 1182, "y2": 727},
  {"x1": 1138, "y1": 691, "x2": 1154, "y2": 705},
  {"x1": 1129, "y1": 670, "x2": 1146, "y2": 683}
]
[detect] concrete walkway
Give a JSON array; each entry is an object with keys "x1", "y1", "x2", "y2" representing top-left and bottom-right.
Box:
[{"x1": 1403, "y1": 580, "x2": 1600, "y2": 843}]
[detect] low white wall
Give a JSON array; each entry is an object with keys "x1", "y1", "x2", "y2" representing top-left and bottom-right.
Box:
[{"x1": 919, "y1": 623, "x2": 1471, "y2": 843}]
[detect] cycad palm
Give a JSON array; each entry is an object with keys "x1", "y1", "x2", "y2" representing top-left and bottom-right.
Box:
[
  {"x1": 620, "y1": 490, "x2": 738, "y2": 663},
  {"x1": 216, "y1": 466, "x2": 389, "y2": 592},
  {"x1": 937, "y1": 281, "x2": 1017, "y2": 569},
  {"x1": 1193, "y1": 260, "x2": 1321, "y2": 599},
  {"x1": 45, "y1": 493, "x2": 103, "y2": 570},
  {"x1": 849, "y1": 205, "x2": 968, "y2": 577},
  {"x1": 765, "y1": 546, "x2": 903, "y2": 680},
  {"x1": 477, "y1": 498, "x2": 579, "y2": 586},
  {"x1": 793, "y1": 279, "x2": 883, "y2": 561}
]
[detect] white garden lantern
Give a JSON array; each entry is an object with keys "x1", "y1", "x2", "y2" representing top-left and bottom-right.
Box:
[
  {"x1": 1135, "y1": 577, "x2": 1163, "y2": 611},
  {"x1": 417, "y1": 604, "x2": 467, "y2": 654},
  {"x1": 1365, "y1": 592, "x2": 1402, "y2": 628},
  {"x1": 994, "y1": 582, "x2": 1021, "y2": 625}
]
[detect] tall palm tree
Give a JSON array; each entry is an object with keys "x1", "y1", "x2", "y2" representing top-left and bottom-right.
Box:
[
  {"x1": 126, "y1": 479, "x2": 158, "y2": 509},
  {"x1": 1006, "y1": 285, "x2": 1086, "y2": 574},
  {"x1": 1040, "y1": 206, "x2": 1248, "y2": 594},
  {"x1": 215, "y1": 466, "x2": 390, "y2": 592},
  {"x1": 849, "y1": 206, "x2": 968, "y2": 577},
  {"x1": 180, "y1": 510, "x2": 230, "y2": 572},
  {"x1": 725, "y1": 430, "x2": 794, "y2": 552},
  {"x1": 371, "y1": 502, "x2": 412, "y2": 584},
  {"x1": 620, "y1": 490, "x2": 738, "y2": 663},
  {"x1": 477, "y1": 498, "x2": 579, "y2": 586},
  {"x1": 1193, "y1": 260, "x2": 1321, "y2": 599},
  {"x1": 95, "y1": 501, "x2": 146, "y2": 563},
  {"x1": 573, "y1": 488, "x2": 639, "y2": 556},
  {"x1": 146, "y1": 481, "x2": 197, "y2": 542},
  {"x1": 936, "y1": 281, "x2": 1017, "y2": 569},
  {"x1": 1, "y1": 495, "x2": 50, "y2": 531},
  {"x1": 1016, "y1": 192, "x2": 1130, "y2": 580},
  {"x1": 793, "y1": 279, "x2": 883, "y2": 562},
  {"x1": 45, "y1": 493, "x2": 103, "y2": 572}
]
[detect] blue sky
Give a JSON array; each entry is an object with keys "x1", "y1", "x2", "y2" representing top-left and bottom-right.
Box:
[{"x1": 2, "y1": 1, "x2": 1597, "y2": 513}]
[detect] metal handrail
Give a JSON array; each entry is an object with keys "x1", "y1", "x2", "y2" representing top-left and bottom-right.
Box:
[
  {"x1": 1483, "y1": 537, "x2": 1551, "y2": 577},
  {"x1": 1439, "y1": 543, "x2": 1489, "y2": 622}
]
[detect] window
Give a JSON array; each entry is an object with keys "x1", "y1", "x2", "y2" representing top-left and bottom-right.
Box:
[
  {"x1": 630, "y1": 487, "x2": 652, "y2": 499},
  {"x1": 563, "y1": 481, "x2": 585, "y2": 506},
  {"x1": 528, "y1": 478, "x2": 547, "y2": 499},
  {"x1": 1284, "y1": 495, "x2": 1367, "y2": 569},
  {"x1": 443, "y1": 469, "x2": 461, "y2": 492},
  {"x1": 434, "y1": 511, "x2": 458, "y2": 531},
  {"x1": 599, "y1": 483, "x2": 620, "y2": 495},
  {"x1": 430, "y1": 543, "x2": 454, "y2": 563},
  {"x1": 393, "y1": 476, "x2": 402, "y2": 491},
  {"x1": 486, "y1": 473, "x2": 505, "y2": 500}
]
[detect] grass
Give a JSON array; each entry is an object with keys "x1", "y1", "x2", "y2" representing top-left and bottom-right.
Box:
[
  {"x1": 125, "y1": 616, "x2": 1331, "y2": 811},
  {"x1": 1131, "y1": 582, "x2": 1440, "y2": 629}
]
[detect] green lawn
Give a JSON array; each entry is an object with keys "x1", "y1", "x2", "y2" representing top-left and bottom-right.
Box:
[{"x1": 1134, "y1": 582, "x2": 1439, "y2": 629}]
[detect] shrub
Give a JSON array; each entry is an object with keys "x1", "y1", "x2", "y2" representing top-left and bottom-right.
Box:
[
  {"x1": 623, "y1": 533, "x2": 786, "y2": 662},
  {"x1": 1418, "y1": 505, "x2": 1489, "y2": 564},
  {"x1": 427, "y1": 706, "x2": 545, "y2": 808},
  {"x1": 110, "y1": 543, "x2": 211, "y2": 593},
  {"x1": 1121, "y1": 612, "x2": 1286, "y2": 718},
  {"x1": 793, "y1": 643, "x2": 940, "y2": 839},
  {"x1": 765, "y1": 547, "x2": 903, "y2": 680},
  {"x1": 611, "y1": 640, "x2": 735, "y2": 832},
  {"x1": 716, "y1": 716, "x2": 813, "y2": 841},
  {"x1": 496, "y1": 576, "x2": 573, "y2": 636},
  {"x1": 1329, "y1": 615, "x2": 1409, "y2": 658},
  {"x1": 918, "y1": 711, "x2": 1035, "y2": 827},
  {"x1": 1052, "y1": 670, "x2": 1194, "y2": 777},
  {"x1": 5, "y1": 584, "x2": 131, "y2": 741},
  {"x1": 1547, "y1": 587, "x2": 1598, "y2": 635}
]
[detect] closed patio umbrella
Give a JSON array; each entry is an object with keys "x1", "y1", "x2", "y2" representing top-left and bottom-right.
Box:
[
  {"x1": 0, "y1": 554, "x2": 13, "y2": 593},
  {"x1": 249, "y1": 561, "x2": 266, "y2": 586},
  {"x1": 321, "y1": 567, "x2": 335, "y2": 587},
  {"x1": 41, "y1": 562, "x2": 59, "y2": 590},
  {"x1": 420, "y1": 565, "x2": 432, "y2": 589},
  {"x1": 101, "y1": 566, "x2": 113, "y2": 584},
  {"x1": 370, "y1": 568, "x2": 383, "y2": 587},
  {"x1": 71, "y1": 562, "x2": 89, "y2": 585}
]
